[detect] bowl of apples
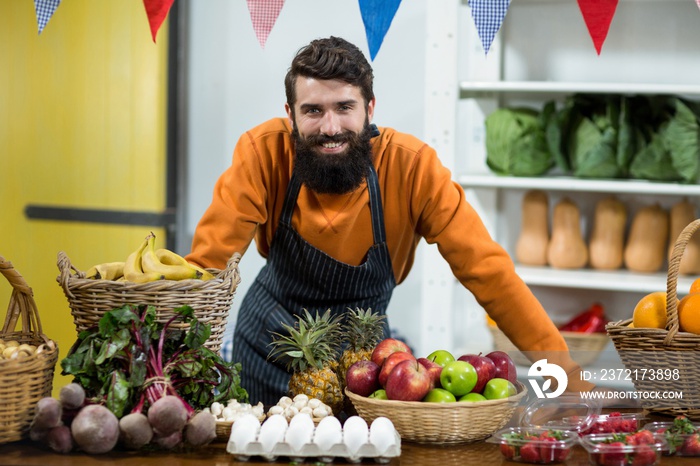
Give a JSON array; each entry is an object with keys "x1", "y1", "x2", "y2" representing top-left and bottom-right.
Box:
[{"x1": 344, "y1": 339, "x2": 528, "y2": 445}]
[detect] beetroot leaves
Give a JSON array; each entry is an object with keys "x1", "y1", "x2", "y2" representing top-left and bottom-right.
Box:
[{"x1": 60, "y1": 304, "x2": 248, "y2": 419}]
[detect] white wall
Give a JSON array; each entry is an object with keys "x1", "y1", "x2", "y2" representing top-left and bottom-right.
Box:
[{"x1": 185, "y1": 0, "x2": 429, "y2": 347}]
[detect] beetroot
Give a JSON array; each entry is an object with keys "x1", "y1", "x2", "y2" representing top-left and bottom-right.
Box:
[
  {"x1": 119, "y1": 412, "x2": 154, "y2": 450},
  {"x1": 184, "y1": 411, "x2": 216, "y2": 447},
  {"x1": 31, "y1": 397, "x2": 62, "y2": 431},
  {"x1": 153, "y1": 430, "x2": 182, "y2": 450},
  {"x1": 47, "y1": 425, "x2": 74, "y2": 454},
  {"x1": 71, "y1": 404, "x2": 119, "y2": 454},
  {"x1": 147, "y1": 395, "x2": 189, "y2": 436},
  {"x1": 59, "y1": 383, "x2": 86, "y2": 410}
]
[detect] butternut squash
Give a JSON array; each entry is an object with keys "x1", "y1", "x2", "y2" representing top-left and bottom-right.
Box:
[
  {"x1": 588, "y1": 197, "x2": 627, "y2": 270},
  {"x1": 668, "y1": 199, "x2": 700, "y2": 275},
  {"x1": 623, "y1": 204, "x2": 669, "y2": 273},
  {"x1": 546, "y1": 197, "x2": 588, "y2": 269},
  {"x1": 515, "y1": 190, "x2": 549, "y2": 266}
]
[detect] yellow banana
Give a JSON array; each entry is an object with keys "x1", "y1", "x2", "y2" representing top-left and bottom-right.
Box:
[
  {"x1": 141, "y1": 234, "x2": 201, "y2": 280},
  {"x1": 156, "y1": 248, "x2": 216, "y2": 281},
  {"x1": 85, "y1": 261, "x2": 125, "y2": 280},
  {"x1": 123, "y1": 234, "x2": 165, "y2": 283}
]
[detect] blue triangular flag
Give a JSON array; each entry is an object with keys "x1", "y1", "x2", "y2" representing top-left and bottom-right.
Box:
[
  {"x1": 468, "y1": 0, "x2": 511, "y2": 55},
  {"x1": 34, "y1": 0, "x2": 61, "y2": 35},
  {"x1": 358, "y1": 0, "x2": 402, "y2": 61}
]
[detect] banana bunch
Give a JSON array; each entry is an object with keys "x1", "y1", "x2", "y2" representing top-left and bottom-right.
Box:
[{"x1": 85, "y1": 232, "x2": 215, "y2": 283}]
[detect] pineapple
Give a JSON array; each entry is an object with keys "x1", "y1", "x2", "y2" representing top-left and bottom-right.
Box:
[
  {"x1": 268, "y1": 308, "x2": 345, "y2": 415},
  {"x1": 337, "y1": 307, "x2": 387, "y2": 388}
]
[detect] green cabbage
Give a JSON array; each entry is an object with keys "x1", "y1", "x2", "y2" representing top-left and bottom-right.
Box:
[{"x1": 485, "y1": 107, "x2": 554, "y2": 177}]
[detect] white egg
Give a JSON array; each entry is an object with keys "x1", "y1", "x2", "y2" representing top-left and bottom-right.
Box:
[
  {"x1": 343, "y1": 416, "x2": 369, "y2": 456},
  {"x1": 258, "y1": 414, "x2": 288, "y2": 454},
  {"x1": 313, "y1": 416, "x2": 343, "y2": 451},
  {"x1": 284, "y1": 413, "x2": 315, "y2": 452},
  {"x1": 228, "y1": 413, "x2": 261, "y2": 451},
  {"x1": 369, "y1": 417, "x2": 398, "y2": 455}
]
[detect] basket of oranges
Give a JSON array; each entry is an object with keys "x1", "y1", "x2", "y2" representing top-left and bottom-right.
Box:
[{"x1": 606, "y1": 218, "x2": 700, "y2": 420}]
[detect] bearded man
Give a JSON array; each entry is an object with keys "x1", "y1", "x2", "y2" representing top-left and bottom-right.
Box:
[{"x1": 186, "y1": 36, "x2": 594, "y2": 405}]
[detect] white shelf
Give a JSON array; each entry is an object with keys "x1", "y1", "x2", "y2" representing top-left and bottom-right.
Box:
[
  {"x1": 459, "y1": 174, "x2": 700, "y2": 196},
  {"x1": 515, "y1": 265, "x2": 694, "y2": 294},
  {"x1": 459, "y1": 81, "x2": 700, "y2": 96}
]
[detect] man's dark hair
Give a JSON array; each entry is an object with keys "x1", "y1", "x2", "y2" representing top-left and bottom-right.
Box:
[{"x1": 284, "y1": 36, "x2": 374, "y2": 116}]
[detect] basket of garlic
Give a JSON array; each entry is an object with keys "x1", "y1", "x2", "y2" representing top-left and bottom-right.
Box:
[
  {"x1": 210, "y1": 394, "x2": 334, "y2": 442},
  {"x1": 0, "y1": 256, "x2": 59, "y2": 444}
]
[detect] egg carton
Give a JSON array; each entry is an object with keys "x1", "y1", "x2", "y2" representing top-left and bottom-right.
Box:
[
  {"x1": 226, "y1": 431, "x2": 401, "y2": 463},
  {"x1": 226, "y1": 414, "x2": 401, "y2": 463}
]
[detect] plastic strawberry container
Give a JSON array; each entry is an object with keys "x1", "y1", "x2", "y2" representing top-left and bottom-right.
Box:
[
  {"x1": 578, "y1": 412, "x2": 646, "y2": 435},
  {"x1": 518, "y1": 394, "x2": 602, "y2": 434},
  {"x1": 580, "y1": 431, "x2": 666, "y2": 466},
  {"x1": 487, "y1": 427, "x2": 578, "y2": 464},
  {"x1": 643, "y1": 420, "x2": 700, "y2": 456}
]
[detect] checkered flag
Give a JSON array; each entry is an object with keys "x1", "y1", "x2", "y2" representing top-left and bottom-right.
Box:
[
  {"x1": 468, "y1": 0, "x2": 511, "y2": 55},
  {"x1": 34, "y1": 0, "x2": 61, "y2": 35},
  {"x1": 247, "y1": 0, "x2": 286, "y2": 48}
]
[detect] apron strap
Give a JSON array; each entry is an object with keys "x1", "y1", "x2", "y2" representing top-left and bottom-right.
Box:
[{"x1": 281, "y1": 164, "x2": 386, "y2": 246}]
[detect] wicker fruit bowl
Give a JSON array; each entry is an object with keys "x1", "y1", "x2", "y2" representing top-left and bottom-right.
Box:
[{"x1": 344, "y1": 382, "x2": 527, "y2": 445}]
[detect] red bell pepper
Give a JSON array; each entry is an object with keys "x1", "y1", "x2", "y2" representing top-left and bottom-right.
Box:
[{"x1": 559, "y1": 303, "x2": 608, "y2": 333}]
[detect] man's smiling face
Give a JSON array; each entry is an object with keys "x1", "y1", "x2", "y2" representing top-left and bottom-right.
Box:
[{"x1": 286, "y1": 78, "x2": 376, "y2": 194}]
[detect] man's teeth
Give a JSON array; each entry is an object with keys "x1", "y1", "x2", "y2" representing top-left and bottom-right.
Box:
[{"x1": 322, "y1": 142, "x2": 342, "y2": 149}]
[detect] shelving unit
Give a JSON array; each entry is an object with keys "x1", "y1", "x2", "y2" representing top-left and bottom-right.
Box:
[{"x1": 420, "y1": 0, "x2": 700, "y2": 390}]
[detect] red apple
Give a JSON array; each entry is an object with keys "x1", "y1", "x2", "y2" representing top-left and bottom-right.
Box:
[
  {"x1": 457, "y1": 353, "x2": 496, "y2": 393},
  {"x1": 417, "y1": 357, "x2": 443, "y2": 389},
  {"x1": 485, "y1": 350, "x2": 517, "y2": 384},
  {"x1": 345, "y1": 360, "x2": 381, "y2": 397},
  {"x1": 371, "y1": 338, "x2": 412, "y2": 368},
  {"x1": 384, "y1": 359, "x2": 432, "y2": 402},
  {"x1": 378, "y1": 351, "x2": 416, "y2": 388}
]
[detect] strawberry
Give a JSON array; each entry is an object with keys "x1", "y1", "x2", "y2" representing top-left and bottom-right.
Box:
[
  {"x1": 631, "y1": 430, "x2": 655, "y2": 445},
  {"x1": 519, "y1": 441, "x2": 541, "y2": 463},
  {"x1": 597, "y1": 441, "x2": 627, "y2": 466},
  {"x1": 500, "y1": 442, "x2": 516, "y2": 459},
  {"x1": 680, "y1": 433, "x2": 700, "y2": 456},
  {"x1": 631, "y1": 443, "x2": 657, "y2": 466},
  {"x1": 539, "y1": 436, "x2": 569, "y2": 463}
]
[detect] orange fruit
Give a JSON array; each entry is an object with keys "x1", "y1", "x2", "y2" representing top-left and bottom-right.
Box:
[
  {"x1": 632, "y1": 291, "x2": 671, "y2": 329},
  {"x1": 690, "y1": 277, "x2": 700, "y2": 295},
  {"x1": 678, "y1": 293, "x2": 700, "y2": 334}
]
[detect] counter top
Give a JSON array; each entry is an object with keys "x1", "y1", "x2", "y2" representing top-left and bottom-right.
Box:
[{"x1": 0, "y1": 410, "x2": 691, "y2": 465}]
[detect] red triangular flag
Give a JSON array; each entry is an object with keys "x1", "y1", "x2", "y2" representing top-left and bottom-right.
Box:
[
  {"x1": 697, "y1": 0, "x2": 700, "y2": 10},
  {"x1": 143, "y1": 0, "x2": 175, "y2": 43},
  {"x1": 577, "y1": 0, "x2": 619, "y2": 55},
  {"x1": 247, "y1": 0, "x2": 286, "y2": 49}
]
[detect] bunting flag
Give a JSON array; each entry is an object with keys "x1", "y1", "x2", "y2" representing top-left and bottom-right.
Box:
[
  {"x1": 467, "y1": 0, "x2": 511, "y2": 55},
  {"x1": 246, "y1": 0, "x2": 286, "y2": 48},
  {"x1": 358, "y1": 0, "x2": 402, "y2": 61},
  {"x1": 697, "y1": 0, "x2": 700, "y2": 10},
  {"x1": 33, "y1": 0, "x2": 61, "y2": 35},
  {"x1": 143, "y1": 0, "x2": 175, "y2": 43},
  {"x1": 577, "y1": 0, "x2": 619, "y2": 55}
]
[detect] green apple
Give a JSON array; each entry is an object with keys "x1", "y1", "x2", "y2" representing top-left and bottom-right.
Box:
[
  {"x1": 422, "y1": 388, "x2": 456, "y2": 403},
  {"x1": 483, "y1": 377, "x2": 517, "y2": 400},
  {"x1": 426, "y1": 349, "x2": 455, "y2": 367},
  {"x1": 369, "y1": 389, "x2": 388, "y2": 400},
  {"x1": 459, "y1": 392, "x2": 487, "y2": 402},
  {"x1": 439, "y1": 360, "x2": 477, "y2": 397}
]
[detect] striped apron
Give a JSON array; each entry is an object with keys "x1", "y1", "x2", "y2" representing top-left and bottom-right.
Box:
[{"x1": 231, "y1": 163, "x2": 396, "y2": 406}]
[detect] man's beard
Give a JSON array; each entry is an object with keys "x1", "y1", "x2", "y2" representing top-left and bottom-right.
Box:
[{"x1": 292, "y1": 123, "x2": 374, "y2": 195}]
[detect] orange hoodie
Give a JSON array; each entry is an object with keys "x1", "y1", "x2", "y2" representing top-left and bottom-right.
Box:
[{"x1": 186, "y1": 117, "x2": 594, "y2": 392}]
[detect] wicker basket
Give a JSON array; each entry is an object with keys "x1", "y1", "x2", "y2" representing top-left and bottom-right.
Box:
[
  {"x1": 607, "y1": 218, "x2": 700, "y2": 420},
  {"x1": 345, "y1": 382, "x2": 527, "y2": 445},
  {"x1": 489, "y1": 325, "x2": 609, "y2": 367},
  {"x1": 57, "y1": 251, "x2": 241, "y2": 354},
  {"x1": 0, "y1": 256, "x2": 59, "y2": 444}
]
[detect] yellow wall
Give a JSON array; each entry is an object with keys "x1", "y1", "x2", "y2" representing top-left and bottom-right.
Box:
[{"x1": 0, "y1": 1, "x2": 169, "y2": 395}]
